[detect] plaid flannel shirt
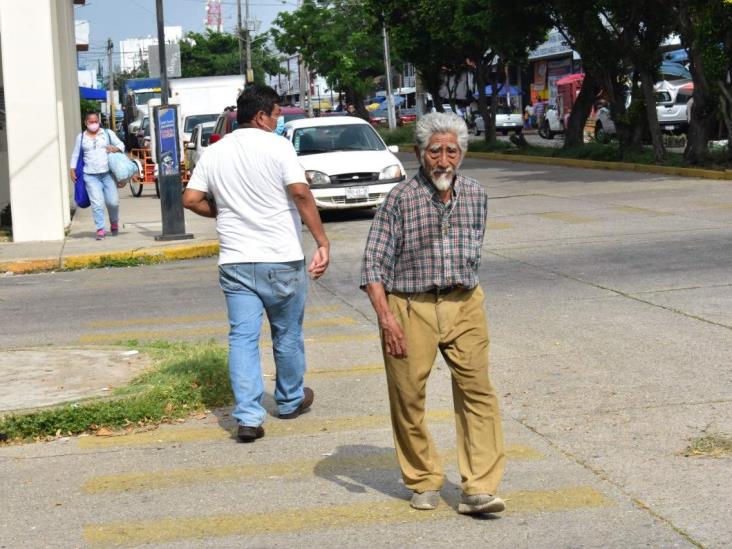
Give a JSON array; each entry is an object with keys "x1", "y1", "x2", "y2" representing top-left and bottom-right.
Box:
[{"x1": 360, "y1": 169, "x2": 488, "y2": 293}]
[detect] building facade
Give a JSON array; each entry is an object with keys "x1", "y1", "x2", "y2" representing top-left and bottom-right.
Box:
[{"x1": 0, "y1": 0, "x2": 82, "y2": 242}]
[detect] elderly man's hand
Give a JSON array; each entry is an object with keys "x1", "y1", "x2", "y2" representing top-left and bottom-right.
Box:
[{"x1": 380, "y1": 313, "x2": 407, "y2": 359}]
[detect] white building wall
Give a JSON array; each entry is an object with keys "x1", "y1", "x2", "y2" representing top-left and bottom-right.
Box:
[
  {"x1": 0, "y1": 0, "x2": 79, "y2": 241},
  {"x1": 119, "y1": 26, "x2": 182, "y2": 73}
]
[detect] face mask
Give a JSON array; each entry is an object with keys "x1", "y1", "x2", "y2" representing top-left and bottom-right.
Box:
[
  {"x1": 275, "y1": 116, "x2": 285, "y2": 136},
  {"x1": 86, "y1": 122, "x2": 100, "y2": 132}
]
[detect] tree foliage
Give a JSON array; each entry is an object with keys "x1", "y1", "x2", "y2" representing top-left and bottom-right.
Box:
[
  {"x1": 272, "y1": 0, "x2": 387, "y2": 117},
  {"x1": 179, "y1": 30, "x2": 285, "y2": 84}
]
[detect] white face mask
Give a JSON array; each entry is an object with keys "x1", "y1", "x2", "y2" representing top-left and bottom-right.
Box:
[{"x1": 86, "y1": 122, "x2": 100, "y2": 132}]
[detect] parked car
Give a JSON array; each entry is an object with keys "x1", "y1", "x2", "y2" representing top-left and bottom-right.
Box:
[
  {"x1": 281, "y1": 106, "x2": 308, "y2": 123},
  {"x1": 209, "y1": 107, "x2": 238, "y2": 144},
  {"x1": 473, "y1": 106, "x2": 523, "y2": 136},
  {"x1": 655, "y1": 80, "x2": 693, "y2": 134},
  {"x1": 185, "y1": 121, "x2": 215, "y2": 171},
  {"x1": 369, "y1": 109, "x2": 388, "y2": 127},
  {"x1": 398, "y1": 108, "x2": 417, "y2": 126},
  {"x1": 284, "y1": 116, "x2": 405, "y2": 210}
]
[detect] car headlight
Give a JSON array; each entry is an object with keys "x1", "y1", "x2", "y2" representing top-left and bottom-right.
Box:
[
  {"x1": 379, "y1": 164, "x2": 402, "y2": 180},
  {"x1": 305, "y1": 170, "x2": 331, "y2": 185}
]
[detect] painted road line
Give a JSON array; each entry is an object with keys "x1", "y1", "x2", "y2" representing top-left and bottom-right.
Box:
[
  {"x1": 83, "y1": 486, "x2": 610, "y2": 546},
  {"x1": 78, "y1": 318, "x2": 367, "y2": 344},
  {"x1": 305, "y1": 363, "x2": 383, "y2": 379},
  {"x1": 612, "y1": 205, "x2": 673, "y2": 217},
  {"x1": 487, "y1": 221, "x2": 512, "y2": 230},
  {"x1": 536, "y1": 212, "x2": 596, "y2": 224},
  {"x1": 83, "y1": 445, "x2": 542, "y2": 495},
  {"x1": 78, "y1": 410, "x2": 453, "y2": 449}
]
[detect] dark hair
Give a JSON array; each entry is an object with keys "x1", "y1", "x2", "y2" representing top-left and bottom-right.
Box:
[
  {"x1": 236, "y1": 84, "x2": 280, "y2": 125},
  {"x1": 84, "y1": 111, "x2": 99, "y2": 121}
]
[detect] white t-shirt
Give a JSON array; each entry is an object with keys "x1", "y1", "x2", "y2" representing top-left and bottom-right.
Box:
[{"x1": 187, "y1": 128, "x2": 307, "y2": 265}]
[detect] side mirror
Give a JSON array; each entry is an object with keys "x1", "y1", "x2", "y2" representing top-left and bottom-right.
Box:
[
  {"x1": 388, "y1": 145, "x2": 399, "y2": 154},
  {"x1": 186, "y1": 141, "x2": 196, "y2": 150},
  {"x1": 209, "y1": 134, "x2": 221, "y2": 144}
]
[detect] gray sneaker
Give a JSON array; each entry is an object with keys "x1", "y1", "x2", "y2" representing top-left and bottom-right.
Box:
[
  {"x1": 457, "y1": 493, "x2": 506, "y2": 515},
  {"x1": 410, "y1": 490, "x2": 440, "y2": 510}
]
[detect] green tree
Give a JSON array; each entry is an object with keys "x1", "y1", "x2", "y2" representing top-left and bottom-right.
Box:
[
  {"x1": 456, "y1": 0, "x2": 550, "y2": 143},
  {"x1": 113, "y1": 60, "x2": 149, "y2": 91},
  {"x1": 179, "y1": 30, "x2": 285, "y2": 84},
  {"x1": 272, "y1": 0, "x2": 387, "y2": 118},
  {"x1": 377, "y1": 0, "x2": 465, "y2": 114}
]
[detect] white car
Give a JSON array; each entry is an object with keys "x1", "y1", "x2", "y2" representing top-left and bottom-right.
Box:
[
  {"x1": 473, "y1": 106, "x2": 523, "y2": 135},
  {"x1": 655, "y1": 80, "x2": 693, "y2": 133},
  {"x1": 185, "y1": 121, "x2": 215, "y2": 171},
  {"x1": 285, "y1": 117, "x2": 406, "y2": 210}
]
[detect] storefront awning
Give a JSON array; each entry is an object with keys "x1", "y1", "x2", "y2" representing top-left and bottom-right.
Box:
[{"x1": 79, "y1": 86, "x2": 106, "y2": 100}]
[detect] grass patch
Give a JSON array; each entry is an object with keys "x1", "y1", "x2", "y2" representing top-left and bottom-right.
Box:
[
  {"x1": 377, "y1": 125, "x2": 415, "y2": 146},
  {"x1": 683, "y1": 433, "x2": 732, "y2": 458},
  {"x1": 0, "y1": 341, "x2": 231, "y2": 442},
  {"x1": 468, "y1": 139, "x2": 514, "y2": 153},
  {"x1": 65, "y1": 255, "x2": 164, "y2": 270}
]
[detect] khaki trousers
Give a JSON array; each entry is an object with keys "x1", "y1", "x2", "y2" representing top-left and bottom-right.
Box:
[{"x1": 383, "y1": 285, "x2": 505, "y2": 495}]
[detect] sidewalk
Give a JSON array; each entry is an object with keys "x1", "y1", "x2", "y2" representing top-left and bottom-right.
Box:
[{"x1": 0, "y1": 187, "x2": 219, "y2": 274}]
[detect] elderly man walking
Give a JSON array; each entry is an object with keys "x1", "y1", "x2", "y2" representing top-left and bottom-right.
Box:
[
  {"x1": 184, "y1": 84, "x2": 329, "y2": 443},
  {"x1": 360, "y1": 112, "x2": 505, "y2": 514}
]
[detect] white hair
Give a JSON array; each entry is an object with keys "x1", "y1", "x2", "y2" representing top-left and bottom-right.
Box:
[{"x1": 415, "y1": 112, "x2": 468, "y2": 158}]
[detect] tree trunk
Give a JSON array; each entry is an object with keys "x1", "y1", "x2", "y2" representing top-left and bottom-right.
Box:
[
  {"x1": 487, "y1": 64, "x2": 500, "y2": 143},
  {"x1": 563, "y1": 72, "x2": 597, "y2": 149},
  {"x1": 639, "y1": 68, "x2": 666, "y2": 162},
  {"x1": 346, "y1": 86, "x2": 370, "y2": 121},
  {"x1": 678, "y1": 3, "x2": 715, "y2": 165},
  {"x1": 475, "y1": 61, "x2": 490, "y2": 143},
  {"x1": 718, "y1": 82, "x2": 732, "y2": 163}
]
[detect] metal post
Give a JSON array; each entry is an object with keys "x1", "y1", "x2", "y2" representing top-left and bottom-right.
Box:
[
  {"x1": 382, "y1": 17, "x2": 396, "y2": 129},
  {"x1": 245, "y1": 0, "x2": 253, "y2": 83},
  {"x1": 107, "y1": 38, "x2": 116, "y2": 131},
  {"x1": 155, "y1": 0, "x2": 169, "y2": 104},
  {"x1": 237, "y1": 0, "x2": 244, "y2": 76},
  {"x1": 154, "y1": 0, "x2": 192, "y2": 241}
]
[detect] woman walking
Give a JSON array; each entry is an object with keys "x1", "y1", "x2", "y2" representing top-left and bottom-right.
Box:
[{"x1": 69, "y1": 112, "x2": 125, "y2": 240}]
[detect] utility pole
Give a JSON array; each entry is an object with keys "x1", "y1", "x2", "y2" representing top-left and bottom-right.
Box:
[
  {"x1": 236, "y1": 0, "x2": 244, "y2": 76},
  {"x1": 155, "y1": 0, "x2": 169, "y2": 104},
  {"x1": 296, "y1": 0, "x2": 307, "y2": 111},
  {"x1": 245, "y1": 0, "x2": 253, "y2": 83},
  {"x1": 382, "y1": 16, "x2": 396, "y2": 129},
  {"x1": 107, "y1": 38, "x2": 116, "y2": 131}
]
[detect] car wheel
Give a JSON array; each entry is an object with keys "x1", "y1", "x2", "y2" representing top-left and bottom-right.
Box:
[
  {"x1": 475, "y1": 127, "x2": 482, "y2": 136},
  {"x1": 541, "y1": 122, "x2": 554, "y2": 140},
  {"x1": 595, "y1": 122, "x2": 609, "y2": 144}
]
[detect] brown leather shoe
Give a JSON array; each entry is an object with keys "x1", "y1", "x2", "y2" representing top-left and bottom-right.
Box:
[
  {"x1": 236, "y1": 424, "x2": 264, "y2": 443},
  {"x1": 279, "y1": 387, "x2": 314, "y2": 419}
]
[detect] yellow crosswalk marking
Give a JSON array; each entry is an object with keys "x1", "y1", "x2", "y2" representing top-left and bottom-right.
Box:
[
  {"x1": 537, "y1": 212, "x2": 595, "y2": 224},
  {"x1": 305, "y1": 363, "x2": 383, "y2": 379},
  {"x1": 83, "y1": 486, "x2": 610, "y2": 546},
  {"x1": 78, "y1": 410, "x2": 452, "y2": 449},
  {"x1": 83, "y1": 445, "x2": 541, "y2": 495},
  {"x1": 78, "y1": 317, "x2": 366, "y2": 344},
  {"x1": 612, "y1": 205, "x2": 672, "y2": 217},
  {"x1": 487, "y1": 221, "x2": 512, "y2": 230}
]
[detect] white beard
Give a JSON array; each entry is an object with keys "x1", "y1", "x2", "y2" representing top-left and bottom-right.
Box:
[{"x1": 431, "y1": 171, "x2": 453, "y2": 191}]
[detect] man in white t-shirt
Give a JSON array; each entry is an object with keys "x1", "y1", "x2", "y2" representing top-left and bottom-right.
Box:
[{"x1": 183, "y1": 84, "x2": 330, "y2": 443}]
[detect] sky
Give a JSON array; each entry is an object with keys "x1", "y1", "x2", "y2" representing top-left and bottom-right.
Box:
[{"x1": 74, "y1": 0, "x2": 296, "y2": 71}]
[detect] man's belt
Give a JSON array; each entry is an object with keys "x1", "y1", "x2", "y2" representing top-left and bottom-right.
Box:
[{"x1": 426, "y1": 285, "x2": 460, "y2": 296}]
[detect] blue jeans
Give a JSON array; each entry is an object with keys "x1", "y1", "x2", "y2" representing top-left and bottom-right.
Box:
[
  {"x1": 219, "y1": 260, "x2": 308, "y2": 426},
  {"x1": 85, "y1": 171, "x2": 119, "y2": 231}
]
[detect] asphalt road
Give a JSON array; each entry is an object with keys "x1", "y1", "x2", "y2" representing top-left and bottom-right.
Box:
[{"x1": 1, "y1": 155, "x2": 731, "y2": 548}]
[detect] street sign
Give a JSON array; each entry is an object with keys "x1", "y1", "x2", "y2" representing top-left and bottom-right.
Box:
[
  {"x1": 152, "y1": 104, "x2": 193, "y2": 241},
  {"x1": 148, "y1": 43, "x2": 182, "y2": 78}
]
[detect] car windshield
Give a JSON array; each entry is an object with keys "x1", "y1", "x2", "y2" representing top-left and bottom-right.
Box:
[
  {"x1": 656, "y1": 91, "x2": 672, "y2": 104},
  {"x1": 185, "y1": 114, "x2": 218, "y2": 133},
  {"x1": 135, "y1": 91, "x2": 159, "y2": 105},
  {"x1": 293, "y1": 124, "x2": 386, "y2": 155},
  {"x1": 496, "y1": 106, "x2": 513, "y2": 115},
  {"x1": 201, "y1": 126, "x2": 214, "y2": 146}
]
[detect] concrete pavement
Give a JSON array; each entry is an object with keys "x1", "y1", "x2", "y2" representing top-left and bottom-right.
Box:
[
  {"x1": 0, "y1": 183, "x2": 219, "y2": 274},
  {"x1": 1, "y1": 155, "x2": 731, "y2": 547}
]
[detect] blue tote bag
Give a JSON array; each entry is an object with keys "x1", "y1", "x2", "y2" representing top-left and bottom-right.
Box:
[{"x1": 74, "y1": 143, "x2": 90, "y2": 208}]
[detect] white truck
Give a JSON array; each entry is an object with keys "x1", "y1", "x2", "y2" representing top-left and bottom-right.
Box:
[{"x1": 168, "y1": 75, "x2": 246, "y2": 143}]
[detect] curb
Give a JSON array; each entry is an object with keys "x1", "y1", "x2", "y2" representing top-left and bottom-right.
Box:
[
  {"x1": 398, "y1": 146, "x2": 732, "y2": 181},
  {"x1": 1, "y1": 240, "x2": 220, "y2": 275}
]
